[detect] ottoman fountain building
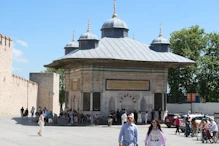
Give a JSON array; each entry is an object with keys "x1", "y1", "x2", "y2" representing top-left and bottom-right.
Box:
[{"x1": 45, "y1": 2, "x2": 194, "y2": 119}]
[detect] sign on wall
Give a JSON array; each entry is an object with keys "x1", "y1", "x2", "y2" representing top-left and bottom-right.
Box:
[
  {"x1": 106, "y1": 79, "x2": 150, "y2": 91},
  {"x1": 187, "y1": 93, "x2": 196, "y2": 102}
]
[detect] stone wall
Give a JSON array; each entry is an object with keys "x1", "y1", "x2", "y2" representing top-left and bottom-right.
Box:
[
  {"x1": 30, "y1": 73, "x2": 60, "y2": 115},
  {"x1": 0, "y1": 35, "x2": 13, "y2": 114},
  {"x1": 9, "y1": 75, "x2": 38, "y2": 114},
  {"x1": 167, "y1": 103, "x2": 219, "y2": 116},
  {"x1": 0, "y1": 34, "x2": 60, "y2": 115},
  {"x1": 66, "y1": 66, "x2": 168, "y2": 116}
]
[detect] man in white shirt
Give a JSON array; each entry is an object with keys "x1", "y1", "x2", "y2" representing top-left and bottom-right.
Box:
[
  {"x1": 121, "y1": 111, "x2": 127, "y2": 125},
  {"x1": 209, "y1": 119, "x2": 218, "y2": 143}
]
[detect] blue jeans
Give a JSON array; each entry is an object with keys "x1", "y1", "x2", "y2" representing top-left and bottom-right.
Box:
[{"x1": 185, "y1": 123, "x2": 190, "y2": 137}]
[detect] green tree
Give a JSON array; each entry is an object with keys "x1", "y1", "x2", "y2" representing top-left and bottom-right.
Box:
[
  {"x1": 168, "y1": 25, "x2": 207, "y2": 102},
  {"x1": 197, "y1": 32, "x2": 219, "y2": 102},
  {"x1": 44, "y1": 68, "x2": 65, "y2": 109}
]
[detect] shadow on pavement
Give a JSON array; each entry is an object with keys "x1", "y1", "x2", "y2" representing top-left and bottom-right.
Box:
[{"x1": 12, "y1": 117, "x2": 38, "y2": 126}]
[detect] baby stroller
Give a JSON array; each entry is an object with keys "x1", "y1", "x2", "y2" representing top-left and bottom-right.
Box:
[{"x1": 202, "y1": 127, "x2": 213, "y2": 143}]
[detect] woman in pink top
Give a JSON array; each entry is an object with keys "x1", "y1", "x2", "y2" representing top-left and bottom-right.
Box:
[{"x1": 144, "y1": 119, "x2": 166, "y2": 146}]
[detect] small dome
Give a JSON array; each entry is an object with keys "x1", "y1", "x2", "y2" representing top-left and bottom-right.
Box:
[
  {"x1": 151, "y1": 36, "x2": 170, "y2": 45},
  {"x1": 102, "y1": 17, "x2": 128, "y2": 29},
  {"x1": 79, "y1": 32, "x2": 98, "y2": 40},
  {"x1": 65, "y1": 41, "x2": 79, "y2": 48}
]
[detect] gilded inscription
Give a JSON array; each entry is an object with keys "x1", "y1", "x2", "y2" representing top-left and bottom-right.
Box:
[{"x1": 106, "y1": 80, "x2": 150, "y2": 91}]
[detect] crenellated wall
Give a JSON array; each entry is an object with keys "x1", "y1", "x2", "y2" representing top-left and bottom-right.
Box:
[
  {"x1": 0, "y1": 34, "x2": 60, "y2": 115},
  {"x1": 0, "y1": 34, "x2": 38, "y2": 114},
  {"x1": 10, "y1": 74, "x2": 38, "y2": 114},
  {"x1": 0, "y1": 34, "x2": 13, "y2": 114}
]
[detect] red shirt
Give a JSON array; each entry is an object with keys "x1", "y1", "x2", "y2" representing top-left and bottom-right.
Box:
[{"x1": 175, "y1": 118, "x2": 180, "y2": 126}]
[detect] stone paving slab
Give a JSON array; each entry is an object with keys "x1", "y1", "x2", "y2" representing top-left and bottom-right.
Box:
[{"x1": 0, "y1": 115, "x2": 217, "y2": 146}]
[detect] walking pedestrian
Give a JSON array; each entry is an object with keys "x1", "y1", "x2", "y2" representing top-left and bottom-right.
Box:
[
  {"x1": 144, "y1": 119, "x2": 166, "y2": 146},
  {"x1": 38, "y1": 111, "x2": 45, "y2": 136},
  {"x1": 175, "y1": 116, "x2": 180, "y2": 134},
  {"x1": 118, "y1": 113, "x2": 139, "y2": 146},
  {"x1": 209, "y1": 119, "x2": 218, "y2": 143}
]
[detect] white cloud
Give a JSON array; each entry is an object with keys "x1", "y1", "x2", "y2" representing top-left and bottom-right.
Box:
[
  {"x1": 16, "y1": 40, "x2": 28, "y2": 47},
  {"x1": 12, "y1": 67, "x2": 21, "y2": 72},
  {"x1": 12, "y1": 48, "x2": 28, "y2": 63}
]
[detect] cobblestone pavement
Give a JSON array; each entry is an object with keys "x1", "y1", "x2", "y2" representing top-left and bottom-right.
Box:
[{"x1": 0, "y1": 115, "x2": 217, "y2": 146}]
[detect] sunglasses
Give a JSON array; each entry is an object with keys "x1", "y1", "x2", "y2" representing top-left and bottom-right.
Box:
[{"x1": 127, "y1": 117, "x2": 133, "y2": 120}]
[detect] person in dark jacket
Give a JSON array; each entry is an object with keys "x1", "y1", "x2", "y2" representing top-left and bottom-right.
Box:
[{"x1": 20, "y1": 107, "x2": 24, "y2": 117}]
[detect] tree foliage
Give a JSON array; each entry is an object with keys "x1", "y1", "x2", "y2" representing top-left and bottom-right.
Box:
[
  {"x1": 197, "y1": 32, "x2": 219, "y2": 102},
  {"x1": 168, "y1": 25, "x2": 207, "y2": 102},
  {"x1": 44, "y1": 68, "x2": 66, "y2": 106}
]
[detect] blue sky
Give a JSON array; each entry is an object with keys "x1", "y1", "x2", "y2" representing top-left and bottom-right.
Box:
[{"x1": 1, "y1": 0, "x2": 219, "y2": 79}]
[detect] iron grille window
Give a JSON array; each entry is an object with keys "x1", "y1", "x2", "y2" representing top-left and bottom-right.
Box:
[
  {"x1": 93, "y1": 92, "x2": 100, "y2": 111},
  {"x1": 83, "y1": 92, "x2": 90, "y2": 111}
]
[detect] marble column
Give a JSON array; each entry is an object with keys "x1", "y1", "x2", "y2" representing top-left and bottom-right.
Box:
[{"x1": 90, "y1": 93, "x2": 93, "y2": 111}]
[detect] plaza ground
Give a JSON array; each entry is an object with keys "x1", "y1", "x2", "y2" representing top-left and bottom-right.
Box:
[{"x1": 0, "y1": 115, "x2": 217, "y2": 146}]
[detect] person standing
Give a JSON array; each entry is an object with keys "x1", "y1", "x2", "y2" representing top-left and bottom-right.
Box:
[
  {"x1": 116, "y1": 109, "x2": 121, "y2": 124},
  {"x1": 31, "y1": 106, "x2": 35, "y2": 118},
  {"x1": 209, "y1": 119, "x2": 218, "y2": 143},
  {"x1": 20, "y1": 107, "x2": 24, "y2": 117},
  {"x1": 38, "y1": 111, "x2": 45, "y2": 136},
  {"x1": 145, "y1": 111, "x2": 148, "y2": 124},
  {"x1": 191, "y1": 118, "x2": 198, "y2": 137},
  {"x1": 118, "y1": 113, "x2": 139, "y2": 146},
  {"x1": 137, "y1": 111, "x2": 142, "y2": 124},
  {"x1": 68, "y1": 109, "x2": 73, "y2": 125},
  {"x1": 121, "y1": 111, "x2": 127, "y2": 125},
  {"x1": 158, "y1": 108, "x2": 162, "y2": 121},
  {"x1": 187, "y1": 109, "x2": 191, "y2": 115},
  {"x1": 185, "y1": 116, "x2": 191, "y2": 137},
  {"x1": 134, "y1": 110, "x2": 138, "y2": 123},
  {"x1": 151, "y1": 109, "x2": 155, "y2": 121},
  {"x1": 144, "y1": 119, "x2": 166, "y2": 146}
]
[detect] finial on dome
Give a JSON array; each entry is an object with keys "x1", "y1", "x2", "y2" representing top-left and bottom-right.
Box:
[
  {"x1": 112, "y1": 0, "x2": 117, "y2": 18},
  {"x1": 133, "y1": 34, "x2": 135, "y2": 40},
  {"x1": 159, "y1": 23, "x2": 162, "y2": 37},
  {"x1": 87, "y1": 19, "x2": 91, "y2": 32},
  {"x1": 72, "y1": 31, "x2": 75, "y2": 42}
]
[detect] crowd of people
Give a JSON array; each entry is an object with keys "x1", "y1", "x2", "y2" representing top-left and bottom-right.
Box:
[
  {"x1": 174, "y1": 112, "x2": 218, "y2": 144},
  {"x1": 109, "y1": 108, "x2": 163, "y2": 126}
]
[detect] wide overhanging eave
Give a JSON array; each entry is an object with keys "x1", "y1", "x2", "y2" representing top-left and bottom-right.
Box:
[{"x1": 44, "y1": 58, "x2": 195, "y2": 69}]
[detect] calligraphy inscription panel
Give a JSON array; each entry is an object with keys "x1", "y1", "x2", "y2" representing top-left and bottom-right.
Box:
[{"x1": 106, "y1": 79, "x2": 150, "y2": 91}]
